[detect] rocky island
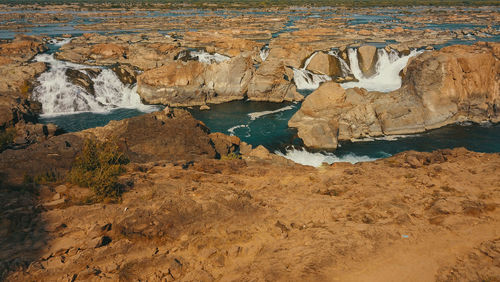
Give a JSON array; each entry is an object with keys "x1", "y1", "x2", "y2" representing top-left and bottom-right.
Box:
[{"x1": 0, "y1": 1, "x2": 499, "y2": 281}]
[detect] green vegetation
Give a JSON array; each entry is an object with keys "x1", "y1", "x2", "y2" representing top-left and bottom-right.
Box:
[
  {"x1": 2, "y1": 0, "x2": 498, "y2": 7},
  {"x1": 68, "y1": 138, "x2": 129, "y2": 201},
  {"x1": 0, "y1": 127, "x2": 16, "y2": 152},
  {"x1": 221, "y1": 152, "x2": 241, "y2": 160}
]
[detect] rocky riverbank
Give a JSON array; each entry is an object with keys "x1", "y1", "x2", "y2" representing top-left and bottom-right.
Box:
[
  {"x1": 0, "y1": 4, "x2": 499, "y2": 281},
  {"x1": 289, "y1": 42, "x2": 500, "y2": 149}
]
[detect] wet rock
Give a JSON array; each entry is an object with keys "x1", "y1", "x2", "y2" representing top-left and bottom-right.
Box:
[
  {"x1": 65, "y1": 69, "x2": 95, "y2": 96},
  {"x1": 111, "y1": 63, "x2": 138, "y2": 85}
]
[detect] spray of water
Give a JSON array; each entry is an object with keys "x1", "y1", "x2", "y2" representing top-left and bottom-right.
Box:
[
  {"x1": 190, "y1": 50, "x2": 230, "y2": 64},
  {"x1": 32, "y1": 54, "x2": 157, "y2": 116},
  {"x1": 341, "y1": 48, "x2": 423, "y2": 92},
  {"x1": 275, "y1": 147, "x2": 378, "y2": 167}
]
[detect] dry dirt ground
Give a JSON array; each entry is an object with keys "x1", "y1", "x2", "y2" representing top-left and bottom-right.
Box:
[{"x1": 2, "y1": 148, "x2": 500, "y2": 281}]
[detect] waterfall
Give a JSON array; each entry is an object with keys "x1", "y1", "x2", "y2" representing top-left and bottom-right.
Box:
[
  {"x1": 32, "y1": 54, "x2": 157, "y2": 116},
  {"x1": 293, "y1": 52, "x2": 331, "y2": 90},
  {"x1": 327, "y1": 50, "x2": 352, "y2": 77},
  {"x1": 190, "y1": 50, "x2": 230, "y2": 64},
  {"x1": 260, "y1": 46, "x2": 269, "y2": 61},
  {"x1": 341, "y1": 48, "x2": 423, "y2": 92}
]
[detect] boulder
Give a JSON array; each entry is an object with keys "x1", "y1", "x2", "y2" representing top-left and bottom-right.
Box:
[
  {"x1": 137, "y1": 55, "x2": 253, "y2": 106},
  {"x1": 246, "y1": 45, "x2": 313, "y2": 102},
  {"x1": 289, "y1": 42, "x2": 500, "y2": 149},
  {"x1": 65, "y1": 69, "x2": 95, "y2": 96},
  {"x1": 305, "y1": 52, "x2": 343, "y2": 77},
  {"x1": 137, "y1": 60, "x2": 207, "y2": 106},
  {"x1": 204, "y1": 55, "x2": 253, "y2": 104},
  {"x1": 111, "y1": 63, "x2": 138, "y2": 85},
  {"x1": 357, "y1": 45, "x2": 378, "y2": 77},
  {"x1": 0, "y1": 35, "x2": 46, "y2": 63},
  {"x1": 90, "y1": 43, "x2": 126, "y2": 60}
]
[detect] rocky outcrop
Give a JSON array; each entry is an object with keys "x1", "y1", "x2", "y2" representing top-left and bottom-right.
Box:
[
  {"x1": 0, "y1": 94, "x2": 60, "y2": 152},
  {"x1": 0, "y1": 62, "x2": 46, "y2": 94},
  {"x1": 357, "y1": 45, "x2": 378, "y2": 77},
  {"x1": 84, "y1": 108, "x2": 219, "y2": 163},
  {"x1": 289, "y1": 42, "x2": 500, "y2": 149},
  {"x1": 0, "y1": 108, "x2": 240, "y2": 185},
  {"x1": 0, "y1": 35, "x2": 46, "y2": 63},
  {"x1": 90, "y1": 43, "x2": 127, "y2": 60},
  {"x1": 111, "y1": 63, "x2": 138, "y2": 85},
  {"x1": 305, "y1": 51, "x2": 343, "y2": 77},
  {"x1": 3, "y1": 147, "x2": 500, "y2": 281},
  {"x1": 137, "y1": 55, "x2": 253, "y2": 106},
  {"x1": 246, "y1": 46, "x2": 309, "y2": 102},
  {"x1": 65, "y1": 69, "x2": 95, "y2": 96}
]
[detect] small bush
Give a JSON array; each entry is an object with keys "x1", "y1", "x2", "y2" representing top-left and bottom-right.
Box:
[
  {"x1": 69, "y1": 138, "x2": 129, "y2": 200},
  {"x1": 221, "y1": 152, "x2": 241, "y2": 160}
]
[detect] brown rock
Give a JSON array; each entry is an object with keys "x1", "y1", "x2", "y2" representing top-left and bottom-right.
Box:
[
  {"x1": 90, "y1": 43, "x2": 126, "y2": 60},
  {"x1": 306, "y1": 52, "x2": 343, "y2": 77},
  {"x1": 357, "y1": 45, "x2": 378, "y2": 77}
]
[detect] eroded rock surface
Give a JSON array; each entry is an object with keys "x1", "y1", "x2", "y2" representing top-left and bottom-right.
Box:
[{"x1": 2, "y1": 148, "x2": 499, "y2": 281}]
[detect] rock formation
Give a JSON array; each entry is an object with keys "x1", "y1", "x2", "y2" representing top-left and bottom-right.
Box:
[
  {"x1": 0, "y1": 108, "x2": 240, "y2": 186},
  {"x1": 289, "y1": 42, "x2": 500, "y2": 149},
  {"x1": 137, "y1": 55, "x2": 253, "y2": 106},
  {"x1": 357, "y1": 45, "x2": 378, "y2": 77},
  {"x1": 305, "y1": 51, "x2": 343, "y2": 77}
]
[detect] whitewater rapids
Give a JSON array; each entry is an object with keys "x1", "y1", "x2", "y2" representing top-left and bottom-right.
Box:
[{"x1": 32, "y1": 54, "x2": 157, "y2": 116}]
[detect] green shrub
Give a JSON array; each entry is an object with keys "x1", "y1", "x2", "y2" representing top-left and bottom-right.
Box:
[
  {"x1": 221, "y1": 152, "x2": 241, "y2": 160},
  {"x1": 69, "y1": 138, "x2": 129, "y2": 200}
]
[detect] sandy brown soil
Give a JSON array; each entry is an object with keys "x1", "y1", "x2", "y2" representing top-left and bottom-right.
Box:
[{"x1": 2, "y1": 148, "x2": 499, "y2": 281}]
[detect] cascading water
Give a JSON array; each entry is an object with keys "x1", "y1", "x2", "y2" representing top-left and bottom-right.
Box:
[
  {"x1": 275, "y1": 147, "x2": 377, "y2": 167},
  {"x1": 32, "y1": 54, "x2": 157, "y2": 116},
  {"x1": 341, "y1": 48, "x2": 423, "y2": 92},
  {"x1": 293, "y1": 52, "x2": 331, "y2": 90},
  {"x1": 190, "y1": 50, "x2": 230, "y2": 64},
  {"x1": 327, "y1": 49, "x2": 352, "y2": 77},
  {"x1": 260, "y1": 46, "x2": 269, "y2": 61}
]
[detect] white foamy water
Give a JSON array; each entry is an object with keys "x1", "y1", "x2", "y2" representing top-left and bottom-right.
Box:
[
  {"x1": 275, "y1": 148, "x2": 378, "y2": 167},
  {"x1": 47, "y1": 37, "x2": 72, "y2": 46},
  {"x1": 190, "y1": 50, "x2": 230, "y2": 64},
  {"x1": 227, "y1": 124, "x2": 249, "y2": 136},
  {"x1": 341, "y1": 48, "x2": 423, "y2": 92},
  {"x1": 247, "y1": 105, "x2": 294, "y2": 120},
  {"x1": 260, "y1": 47, "x2": 269, "y2": 61},
  {"x1": 327, "y1": 49, "x2": 352, "y2": 76},
  {"x1": 293, "y1": 51, "x2": 333, "y2": 90},
  {"x1": 32, "y1": 54, "x2": 157, "y2": 116}
]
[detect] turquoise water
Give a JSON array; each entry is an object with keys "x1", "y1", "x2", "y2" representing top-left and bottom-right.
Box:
[
  {"x1": 41, "y1": 99, "x2": 500, "y2": 160},
  {"x1": 39, "y1": 108, "x2": 161, "y2": 132}
]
